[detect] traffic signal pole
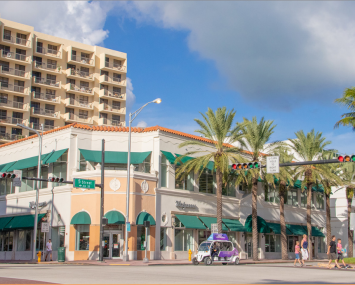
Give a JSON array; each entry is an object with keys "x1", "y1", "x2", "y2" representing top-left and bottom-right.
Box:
[{"x1": 99, "y1": 139, "x2": 105, "y2": 262}]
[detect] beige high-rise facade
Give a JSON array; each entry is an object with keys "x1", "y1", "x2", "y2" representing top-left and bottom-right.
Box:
[{"x1": 0, "y1": 17, "x2": 127, "y2": 144}]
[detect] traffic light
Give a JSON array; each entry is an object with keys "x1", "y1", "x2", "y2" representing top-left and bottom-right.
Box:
[
  {"x1": 231, "y1": 162, "x2": 261, "y2": 171},
  {"x1": 338, "y1": 155, "x2": 355, "y2": 162},
  {"x1": 48, "y1": 177, "x2": 64, "y2": 183},
  {"x1": 0, "y1": 172, "x2": 16, "y2": 179}
]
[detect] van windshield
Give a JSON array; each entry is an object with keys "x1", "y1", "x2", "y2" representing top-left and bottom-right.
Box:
[{"x1": 198, "y1": 242, "x2": 212, "y2": 251}]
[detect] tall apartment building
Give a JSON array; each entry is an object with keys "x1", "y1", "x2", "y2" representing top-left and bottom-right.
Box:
[{"x1": 0, "y1": 18, "x2": 127, "y2": 143}]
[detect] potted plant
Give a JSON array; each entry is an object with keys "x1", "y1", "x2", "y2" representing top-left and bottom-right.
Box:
[{"x1": 57, "y1": 65, "x2": 61, "y2": 72}]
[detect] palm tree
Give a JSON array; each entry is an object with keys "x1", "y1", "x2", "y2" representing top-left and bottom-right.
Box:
[
  {"x1": 175, "y1": 107, "x2": 246, "y2": 233},
  {"x1": 288, "y1": 130, "x2": 341, "y2": 259},
  {"x1": 334, "y1": 87, "x2": 355, "y2": 130},
  {"x1": 271, "y1": 147, "x2": 295, "y2": 260},
  {"x1": 237, "y1": 117, "x2": 278, "y2": 261}
]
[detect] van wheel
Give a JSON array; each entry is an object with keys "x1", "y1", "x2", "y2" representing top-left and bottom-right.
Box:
[
  {"x1": 192, "y1": 257, "x2": 199, "y2": 265},
  {"x1": 222, "y1": 263, "x2": 227, "y2": 265},
  {"x1": 204, "y1": 257, "x2": 212, "y2": 266},
  {"x1": 234, "y1": 257, "x2": 240, "y2": 265}
]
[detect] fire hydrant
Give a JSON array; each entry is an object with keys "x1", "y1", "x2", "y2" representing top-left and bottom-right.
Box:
[
  {"x1": 188, "y1": 249, "x2": 192, "y2": 261},
  {"x1": 37, "y1": 251, "x2": 41, "y2": 263}
]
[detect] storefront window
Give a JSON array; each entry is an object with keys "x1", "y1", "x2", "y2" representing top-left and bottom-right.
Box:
[
  {"x1": 265, "y1": 234, "x2": 281, "y2": 252},
  {"x1": 198, "y1": 230, "x2": 211, "y2": 245},
  {"x1": 0, "y1": 177, "x2": 14, "y2": 195},
  {"x1": 287, "y1": 189, "x2": 298, "y2": 206},
  {"x1": 3, "y1": 232, "x2": 13, "y2": 251},
  {"x1": 175, "y1": 167, "x2": 194, "y2": 191},
  {"x1": 137, "y1": 225, "x2": 149, "y2": 251},
  {"x1": 265, "y1": 185, "x2": 280, "y2": 203},
  {"x1": 316, "y1": 193, "x2": 324, "y2": 210},
  {"x1": 318, "y1": 236, "x2": 326, "y2": 253},
  {"x1": 53, "y1": 152, "x2": 68, "y2": 184},
  {"x1": 160, "y1": 154, "x2": 168, "y2": 188},
  {"x1": 199, "y1": 169, "x2": 214, "y2": 194},
  {"x1": 75, "y1": 225, "x2": 90, "y2": 250},
  {"x1": 160, "y1": 228, "x2": 168, "y2": 251},
  {"x1": 17, "y1": 230, "x2": 31, "y2": 251},
  {"x1": 79, "y1": 153, "x2": 87, "y2": 171},
  {"x1": 20, "y1": 166, "x2": 48, "y2": 192},
  {"x1": 36, "y1": 229, "x2": 44, "y2": 251},
  {"x1": 175, "y1": 229, "x2": 193, "y2": 251},
  {"x1": 51, "y1": 226, "x2": 65, "y2": 251}
]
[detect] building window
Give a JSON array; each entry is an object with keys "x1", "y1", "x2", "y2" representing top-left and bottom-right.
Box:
[
  {"x1": 287, "y1": 236, "x2": 300, "y2": 252},
  {"x1": 20, "y1": 166, "x2": 48, "y2": 192},
  {"x1": 139, "y1": 154, "x2": 151, "y2": 173},
  {"x1": 79, "y1": 153, "x2": 87, "y2": 172},
  {"x1": 175, "y1": 229, "x2": 193, "y2": 251},
  {"x1": 317, "y1": 236, "x2": 326, "y2": 253},
  {"x1": 265, "y1": 185, "x2": 280, "y2": 203},
  {"x1": 160, "y1": 154, "x2": 168, "y2": 188},
  {"x1": 287, "y1": 189, "x2": 298, "y2": 206},
  {"x1": 316, "y1": 193, "x2": 324, "y2": 210},
  {"x1": 17, "y1": 230, "x2": 31, "y2": 251},
  {"x1": 53, "y1": 151, "x2": 68, "y2": 183},
  {"x1": 75, "y1": 225, "x2": 90, "y2": 250},
  {"x1": 198, "y1": 230, "x2": 211, "y2": 245},
  {"x1": 3, "y1": 231, "x2": 14, "y2": 251},
  {"x1": 0, "y1": 177, "x2": 14, "y2": 195},
  {"x1": 199, "y1": 169, "x2": 214, "y2": 194},
  {"x1": 265, "y1": 234, "x2": 281, "y2": 252},
  {"x1": 300, "y1": 191, "x2": 307, "y2": 208},
  {"x1": 175, "y1": 166, "x2": 194, "y2": 191},
  {"x1": 160, "y1": 228, "x2": 168, "y2": 251},
  {"x1": 222, "y1": 179, "x2": 236, "y2": 197},
  {"x1": 137, "y1": 225, "x2": 149, "y2": 251}
]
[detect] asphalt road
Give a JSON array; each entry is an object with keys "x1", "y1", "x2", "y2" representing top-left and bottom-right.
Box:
[{"x1": 0, "y1": 263, "x2": 354, "y2": 284}]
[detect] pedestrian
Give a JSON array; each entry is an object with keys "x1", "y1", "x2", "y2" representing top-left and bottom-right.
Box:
[
  {"x1": 327, "y1": 235, "x2": 340, "y2": 269},
  {"x1": 301, "y1": 234, "x2": 308, "y2": 265},
  {"x1": 294, "y1": 241, "x2": 302, "y2": 267},
  {"x1": 337, "y1": 239, "x2": 349, "y2": 269},
  {"x1": 45, "y1": 239, "x2": 52, "y2": 261}
]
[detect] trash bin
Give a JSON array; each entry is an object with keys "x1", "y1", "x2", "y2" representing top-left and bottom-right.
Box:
[{"x1": 58, "y1": 247, "x2": 65, "y2": 262}]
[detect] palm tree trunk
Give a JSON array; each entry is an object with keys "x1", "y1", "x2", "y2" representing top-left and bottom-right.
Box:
[
  {"x1": 325, "y1": 193, "x2": 331, "y2": 254},
  {"x1": 252, "y1": 177, "x2": 258, "y2": 261},
  {"x1": 306, "y1": 168, "x2": 313, "y2": 260},
  {"x1": 216, "y1": 167, "x2": 223, "y2": 233},
  {"x1": 347, "y1": 189, "x2": 353, "y2": 258},
  {"x1": 279, "y1": 182, "x2": 288, "y2": 260}
]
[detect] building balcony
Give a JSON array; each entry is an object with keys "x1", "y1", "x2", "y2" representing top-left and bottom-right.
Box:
[
  {"x1": 98, "y1": 103, "x2": 125, "y2": 114},
  {"x1": 0, "y1": 83, "x2": 29, "y2": 95},
  {"x1": 64, "y1": 112, "x2": 93, "y2": 124},
  {"x1": 33, "y1": 61, "x2": 61, "y2": 74},
  {"x1": 99, "y1": 89, "x2": 125, "y2": 100},
  {"x1": 100, "y1": 60, "x2": 126, "y2": 73},
  {"x1": 0, "y1": 116, "x2": 25, "y2": 126},
  {"x1": 98, "y1": 117, "x2": 124, "y2": 126},
  {"x1": 65, "y1": 83, "x2": 94, "y2": 96},
  {"x1": 0, "y1": 66, "x2": 30, "y2": 79},
  {"x1": 64, "y1": 98, "x2": 93, "y2": 110},
  {"x1": 30, "y1": 123, "x2": 55, "y2": 132},
  {"x1": 31, "y1": 107, "x2": 60, "y2": 119},
  {"x1": 0, "y1": 100, "x2": 28, "y2": 111},
  {"x1": 0, "y1": 132, "x2": 26, "y2": 142},
  {"x1": 2, "y1": 35, "x2": 31, "y2": 48},
  {"x1": 0, "y1": 50, "x2": 31, "y2": 64},
  {"x1": 66, "y1": 68, "x2": 94, "y2": 82},
  {"x1": 99, "y1": 74, "x2": 126, "y2": 87},
  {"x1": 33, "y1": 77, "x2": 61, "y2": 89},
  {"x1": 68, "y1": 55, "x2": 94, "y2": 67},
  {"x1": 31, "y1": 91, "x2": 61, "y2": 104},
  {"x1": 35, "y1": 46, "x2": 62, "y2": 59}
]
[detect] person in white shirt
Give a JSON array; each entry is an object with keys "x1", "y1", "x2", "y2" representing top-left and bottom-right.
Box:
[{"x1": 45, "y1": 239, "x2": 52, "y2": 261}]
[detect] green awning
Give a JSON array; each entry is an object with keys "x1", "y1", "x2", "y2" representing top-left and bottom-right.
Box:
[
  {"x1": 222, "y1": 219, "x2": 246, "y2": 232},
  {"x1": 0, "y1": 217, "x2": 13, "y2": 231},
  {"x1": 161, "y1": 151, "x2": 176, "y2": 164},
  {"x1": 79, "y1": 149, "x2": 151, "y2": 164},
  {"x1": 136, "y1": 212, "x2": 156, "y2": 226},
  {"x1": 286, "y1": 224, "x2": 308, "y2": 236},
  {"x1": 175, "y1": 154, "x2": 215, "y2": 170},
  {"x1": 104, "y1": 211, "x2": 125, "y2": 225},
  {"x1": 304, "y1": 226, "x2": 325, "y2": 237},
  {"x1": 245, "y1": 215, "x2": 271, "y2": 233},
  {"x1": 293, "y1": 180, "x2": 324, "y2": 193},
  {"x1": 175, "y1": 214, "x2": 206, "y2": 229},
  {"x1": 70, "y1": 211, "x2": 91, "y2": 225},
  {"x1": 199, "y1": 216, "x2": 228, "y2": 231},
  {"x1": 267, "y1": 223, "x2": 293, "y2": 235},
  {"x1": 4, "y1": 213, "x2": 46, "y2": 230},
  {"x1": 42, "y1": 149, "x2": 68, "y2": 164},
  {"x1": 0, "y1": 161, "x2": 16, "y2": 172},
  {"x1": 7, "y1": 153, "x2": 53, "y2": 171}
]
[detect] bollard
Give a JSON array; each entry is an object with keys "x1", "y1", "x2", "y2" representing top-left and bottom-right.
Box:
[
  {"x1": 37, "y1": 251, "x2": 41, "y2": 263},
  {"x1": 188, "y1": 249, "x2": 192, "y2": 261}
]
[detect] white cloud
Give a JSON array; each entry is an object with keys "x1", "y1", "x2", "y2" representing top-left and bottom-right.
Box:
[
  {"x1": 1, "y1": 1, "x2": 110, "y2": 45},
  {"x1": 136, "y1": 121, "x2": 148, "y2": 128}
]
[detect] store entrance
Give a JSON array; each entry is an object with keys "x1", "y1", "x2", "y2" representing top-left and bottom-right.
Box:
[
  {"x1": 246, "y1": 234, "x2": 253, "y2": 259},
  {"x1": 103, "y1": 230, "x2": 123, "y2": 259}
]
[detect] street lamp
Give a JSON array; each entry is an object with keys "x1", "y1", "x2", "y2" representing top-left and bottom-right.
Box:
[
  {"x1": 17, "y1": 123, "x2": 43, "y2": 261},
  {"x1": 123, "y1": 98, "x2": 161, "y2": 261}
]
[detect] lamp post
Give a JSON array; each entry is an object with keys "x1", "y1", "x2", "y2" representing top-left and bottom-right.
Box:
[
  {"x1": 17, "y1": 123, "x2": 43, "y2": 261},
  {"x1": 123, "y1": 98, "x2": 161, "y2": 261}
]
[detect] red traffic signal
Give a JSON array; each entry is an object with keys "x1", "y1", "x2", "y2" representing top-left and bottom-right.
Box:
[
  {"x1": 48, "y1": 177, "x2": 64, "y2": 183},
  {"x1": 0, "y1": 172, "x2": 16, "y2": 179},
  {"x1": 338, "y1": 155, "x2": 355, "y2": 162}
]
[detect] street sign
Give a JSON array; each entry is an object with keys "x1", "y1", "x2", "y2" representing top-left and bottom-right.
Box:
[
  {"x1": 211, "y1": 223, "x2": 218, "y2": 233},
  {"x1": 41, "y1": 222, "x2": 49, "y2": 233},
  {"x1": 12, "y1": 170, "x2": 22, "y2": 187},
  {"x1": 73, "y1": 178, "x2": 95, "y2": 189},
  {"x1": 267, "y1": 156, "x2": 280, "y2": 174},
  {"x1": 350, "y1": 213, "x2": 355, "y2": 231},
  {"x1": 126, "y1": 222, "x2": 131, "y2": 232}
]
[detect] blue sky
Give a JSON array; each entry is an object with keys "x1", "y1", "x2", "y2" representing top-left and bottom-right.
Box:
[{"x1": 2, "y1": 1, "x2": 355, "y2": 153}]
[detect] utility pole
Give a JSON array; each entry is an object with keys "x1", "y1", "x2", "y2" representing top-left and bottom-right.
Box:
[{"x1": 99, "y1": 139, "x2": 105, "y2": 262}]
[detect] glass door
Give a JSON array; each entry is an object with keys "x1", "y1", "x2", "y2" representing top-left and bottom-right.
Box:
[
  {"x1": 246, "y1": 234, "x2": 253, "y2": 259},
  {"x1": 103, "y1": 234, "x2": 110, "y2": 258},
  {"x1": 111, "y1": 232, "x2": 121, "y2": 258}
]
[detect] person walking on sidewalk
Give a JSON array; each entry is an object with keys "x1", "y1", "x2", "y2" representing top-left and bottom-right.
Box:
[
  {"x1": 45, "y1": 239, "x2": 52, "y2": 261},
  {"x1": 327, "y1": 236, "x2": 340, "y2": 269},
  {"x1": 337, "y1": 239, "x2": 349, "y2": 269},
  {"x1": 301, "y1": 234, "x2": 308, "y2": 265},
  {"x1": 294, "y1": 241, "x2": 302, "y2": 267}
]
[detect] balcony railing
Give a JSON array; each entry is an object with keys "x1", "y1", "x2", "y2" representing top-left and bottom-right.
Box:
[
  {"x1": 112, "y1": 120, "x2": 122, "y2": 126},
  {"x1": 31, "y1": 107, "x2": 57, "y2": 118},
  {"x1": 100, "y1": 89, "x2": 124, "y2": 99},
  {"x1": 0, "y1": 83, "x2": 26, "y2": 94},
  {"x1": 3, "y1": 35, "x2": 30, "y2": 47},
  {"x1": 100, "y1": 103, "x2": 121, "y2": 112},
  {"x1": 34, "y1": 61, "x2": 58, "y2": 71},
  {"x1": 65, "y1": 112, "x2": 92, "y2": 123},
  {"x1": 104, "y1": 62, "x2": 126, "y2": 71},
  {"x1": 33, "y1": 77, "x2": 60, "y2": 88},
  {"x1": 1, "y1": 50, "x2": 29, "y2": 62},
  {"x1": 0, "y1": 66, "x2": 27, "y2": 78},
  {"x1": 65, "y1": 98, "x2": 92, "y2": 109},
  {"x1": 36, "y1": 46, "x2": 61, "y2": 58},
  {"x1": 43, "y1": 125, "x2": 55, "y2": 131},
  {"x1": 68, "y1": 68, "x2": 93, "y2": 80},
  {"x1": 101, "y1": 74, "x2": 125, "y2": 85},
  {"x1": 0, "y1": 116, "x2": 24, "y2": 125},
  {"x1": 0, "y1": 99, "x2": 25, "y2": 109},
  {"x1": 0, "y1": 132, "x2": 25, "y2": 141},
  {"x1": 71, "y1": 55, "x2": 93, "y2": 65},
  {"x1": 99, "y1": 117, "x2": 123, "y2": 126},
  {"x1": 31, "y1": 91, "x2": 58, "y2": 103},
  {"x1": 68, "y1": 83, "x2": 93, "y2": 94}
]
